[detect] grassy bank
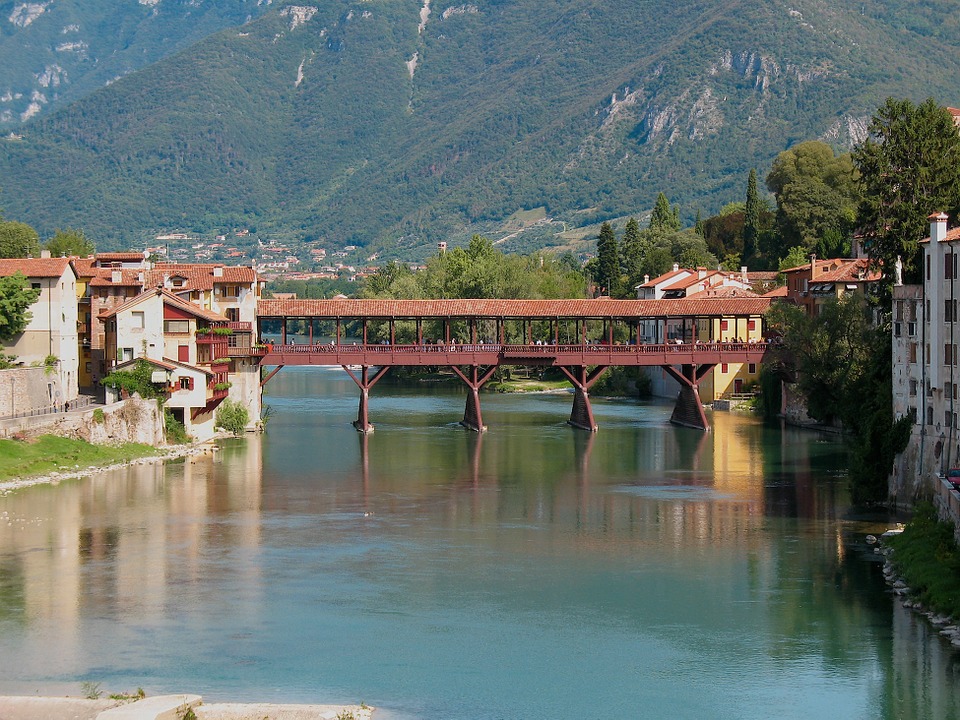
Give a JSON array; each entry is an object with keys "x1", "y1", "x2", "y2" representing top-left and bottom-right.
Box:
[
  {"x1": 887, "y1": 502, "x2": 960, "y2": 618},
  {"x1": 487, "y1": 378, "x2": 570, "y2": 393},
  {"x1": 0, "y1": 435, "x2": 160, "y2": 484}
]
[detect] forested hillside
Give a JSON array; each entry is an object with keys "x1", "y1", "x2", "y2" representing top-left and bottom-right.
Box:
[
  {"x1": 1, "y1": 0, "x2": 959, "y2": 256},
  {"x1": 0, "y1": 0, "x2": 270, "y2": 127}
]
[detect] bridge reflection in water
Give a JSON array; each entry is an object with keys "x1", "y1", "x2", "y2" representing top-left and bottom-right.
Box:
[{"x1": 257, "y1": 298, "x2": 773, "y2": 433}]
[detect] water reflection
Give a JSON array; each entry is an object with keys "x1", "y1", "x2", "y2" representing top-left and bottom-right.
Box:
[{"x1": 0, "y1": 370, "x2": 957, "y2": 719}]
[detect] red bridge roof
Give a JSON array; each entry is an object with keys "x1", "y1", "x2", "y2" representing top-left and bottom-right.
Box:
[{"x1": 258, "y1": 297, "x2": 774, "y2": 319}]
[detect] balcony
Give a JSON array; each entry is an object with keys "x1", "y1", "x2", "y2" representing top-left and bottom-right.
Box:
[
  {"x1": 226, "y1": 346, "x2": 269, "y2": 358},
  {"x1": 213, "y1": 322, "x2": 252, "y2": 332}
]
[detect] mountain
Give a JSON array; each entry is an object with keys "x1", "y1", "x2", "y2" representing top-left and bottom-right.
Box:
[
  {"x1": 1, "y1": 0, "x2": 960, "y2": 257},
  {"x1": 0, "y1": 0, "x2": 271, "y2": 127}
]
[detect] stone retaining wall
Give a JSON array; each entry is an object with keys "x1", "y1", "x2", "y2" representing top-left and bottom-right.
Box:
[
  {"x1": 0, "y1": 397, "x2": 165, "y2": 445},
  {"x1": 933, "y1": 476, "x2": 960, "y2": 545}
]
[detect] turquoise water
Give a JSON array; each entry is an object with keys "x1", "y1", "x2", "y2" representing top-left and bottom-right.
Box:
[{"x1": 1, "y1": 366, "x2": 958, "y2": 719}]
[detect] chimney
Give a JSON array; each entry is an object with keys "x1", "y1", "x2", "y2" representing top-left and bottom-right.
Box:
[
  {"x1": 643, "y1": 274, "x2": 649, "y2": 284},
  {"x1": 111, "y1": 269, "x2": 122, "y2": 284},
  {"x1": 809, "y1": 253, "x2": 818, "y2": 280},
  {"x1": 930, "y1": 212, "x2": 949, "y2": 244},
  {"x1": 740, "y1": 265, "x2": 748, "y2": 284},
  {"x1": 40, "y1": 249, "x2": 51, "y2": 259},
  {"x1": 438, "y1": 241, "x2": 447, "y2": 255},
  {"x1": 697, "y1": 267, "x2": 706, "y2": 280},
  {"x1": 672, "y1": 263, "x2": 679, "y2": 272},
  {"x1": 213, "y1": 265, "x2": 224, "y2": 278}
]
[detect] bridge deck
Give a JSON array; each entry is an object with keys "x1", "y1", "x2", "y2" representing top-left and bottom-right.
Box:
[{"x1": 264, "y1": 342, "x2": 770, "y2": 367}]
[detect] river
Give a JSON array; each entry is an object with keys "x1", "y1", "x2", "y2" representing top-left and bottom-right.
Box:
[{"x1": 1, "y1": 366, "x2": 958, "y2": 719}]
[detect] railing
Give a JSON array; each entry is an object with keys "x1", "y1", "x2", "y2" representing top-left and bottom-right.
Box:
[
  {"x1": 0, "y1": 394, "x2": 96, "y2": 421},
  {"x1": 216, "y1": 321, "x2": 252, "y2": 332},
  {"x1": 267, "y1": 342, "x2": 768, "y2": 354},
  {"x1": 227, "y1": 346, "x2": 269, "y2": 357}
]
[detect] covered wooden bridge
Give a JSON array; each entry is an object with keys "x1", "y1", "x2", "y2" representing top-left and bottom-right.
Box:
[{"x1": 256, "y1": 297, "x2": 774, "y2": 433}]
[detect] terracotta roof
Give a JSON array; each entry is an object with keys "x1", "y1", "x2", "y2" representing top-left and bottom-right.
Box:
[
  {"x1": 746, "y1": 271, "x2": 778, "y2": 281},
  {"x1": 0, "y1": 257, "x2": 74, "y2": 279},
  {"x1": 71, "y1": 257, "x2": 97, "y2": 278},
  {"x1": 146, "y1": 264, "x2": 257, "y2": 291},
  {"x1": 258, "y1": 297, "x2": 774, "y2": 319},
  {"x1": 686, "y1": 286, "x2": 759, "y2": 299},
  {"x1": 763, "y1": 286, "x2": 789, "y2": 298},
  {"x1": 815, "y1": 258, "x2": 881, "y2": 283},
  {"x1": 88, "y1": 268, "x2": 145, "y2": 287},
  {"x1": 99, "y1": 286, "x2": 229, "y2": 322},
  {"x1": 95, "y1": 252, "x2": 146, "y2": 263},
  {"x1": 638, "y1": 268, "x2": 690, "y2": 288},
  {"x1": 919, "y1": 227, "x2": 960, "y2": 244}
]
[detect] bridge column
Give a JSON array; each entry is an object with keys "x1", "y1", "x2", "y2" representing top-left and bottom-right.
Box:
[
  {"x1": 450, "y1": 365, "x2": 498, "y2": 432},
  {"x1": 344, "y1": 365, "x2": 391, "y2": 433},
  {"x1": 662, "y1": 364, "x2": 715, "y2": 431},
  {"x1": 558, "y1": 366, "x2": 608, "y2": 432}
]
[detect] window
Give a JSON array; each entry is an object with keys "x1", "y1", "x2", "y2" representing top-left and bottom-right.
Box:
[
  {"x1": 927, "y1": 406, "x2": 934, "y2": 425},
  {"x1": 908, "y1": 322, "x2": 917, "y2": 336},
  {"x1": 179, "y1": 377, "x2": 193, "y2": 391},
  {"x1": 895, "y1": 301, "x2": 903, "y2": 322},
  {"x1": 164, "y1": 320, "x2": 190, "y2": 333},
  {"x1": 748, "y1": 363, "x2": 756, "y2": 374},
  {"x1": 946, "y1": 344, "x2": 952, "y2": 366},
  {"x1": 894, "y1": 322, "x2": 902, "y2": 337},
  {"x1": 947, "y1": 410, "x2": 953, "y2": 427},
  {"x1": 909, "y1": 379, "x2": 917, "y2": 397},
  {"x1": 31, "y1": 282, "x2": 41, "y2": 290},
  {"x1": 119, "y1": 347, "x2": 133, "y2": 362},
  {"x1": 946, "y1": 382, "x2": 953, "y2": 398},
  {"x1": 909, "y1": 343, "x2": 917, "y2": 363},
  {"x1": 721, "y1": 363, "x2": 728, "y2": 373},
  {"x1": 720, "y1": 320, "x2": 728, "y2": 331},
  {"x1": 908, "y1": 301, "x2": 917, "y2": 322},
  {"x1": 132, "y1": 311, "x2": 145, "y2": 328},
  {"x1": 747, "y1": 320, "x2": 756, "y2": 331}
]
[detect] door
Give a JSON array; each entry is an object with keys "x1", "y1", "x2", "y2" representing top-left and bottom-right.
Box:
[{"x1": 178, "y1": 345, "x2": 189, "y2": 362}]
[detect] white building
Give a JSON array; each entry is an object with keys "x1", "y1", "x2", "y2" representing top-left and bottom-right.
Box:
[{"x1": 0, "y1": 256, "x2": 79, "y2": 407}]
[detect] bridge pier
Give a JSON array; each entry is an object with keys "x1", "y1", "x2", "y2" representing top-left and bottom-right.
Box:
[
  {"x1": 663, "y1": 363, "x2": 715, "y2": 431},
  {"x1": 559, "y1": 366, "x2": 607, "y2": 432},
  {"x1": 450, "y1": 365, "x2": 498, "y2": 432},
  {"x1": 344, "y1": 365, "x2": 390, "y2": 433}
]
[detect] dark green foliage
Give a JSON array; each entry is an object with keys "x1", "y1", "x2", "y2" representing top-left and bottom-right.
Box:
[
  {"x1": 593, "y1": 222, "x2": 620, "y2": 295},
  {"x1": 215, "y1": 399, "x2": 250, "y2": 436},
  {"x1": 163, "y1": 409, "x2": 190, "y2": 444},
  {"x1": 767, "y1": 141, "x2": 859, "y2": 262},
  {"x1": 0, "y1": 222, "x2": 41, "y2": 259},
  {"x1": 0, "y1": 271, "x2": 40, "y2": 341},
  {"x1": 46, "y1": 228, "x2": 95, "y2": 258},
  {"x1": 649, "y1": 193, "x2": 681, "y2": 233},
  {"x1": 743, "y1": 169, "x2": 761, "y2": 263},
  {"x1": 100, "y1": 358, "x2": 164, "y2": 400},
  {"x1": 887, "y1": 502, "x2": 960, "y2": 618},
  {"x1": 766, "y1": 297, "x2": 909, "y2": 504},
  {"x1": 5, "y1": 2, "x2": 960, "y2": 253},
  {"x1": 854, "y1": 97, "x2": 960, "y2": 289}
]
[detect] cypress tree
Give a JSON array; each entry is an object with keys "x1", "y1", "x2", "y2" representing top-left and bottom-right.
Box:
[
  {"x1": 650, "y1": 193, "x2": 681, "y2": 232},
  {"x1": 595, "y1": 221, "x2": 620, "y2": 296},
  {"x1": 743, "y1": 169, "x2": 760, "y2": 264}
]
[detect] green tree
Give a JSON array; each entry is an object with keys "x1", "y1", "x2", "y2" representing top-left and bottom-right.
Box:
[
  {"x1": 216, "y1": 398, "x2": 250, "y2": 436},
  {"x1": 0, "y1": 221, "x2": 41, "y2": 259},
  {"x1": 767, "y1": 141, "x2": 859, "y2": 262},
  {"x1": 620, "y1": 217, "x2": 643, "y2": 285},
  {"x1": 854, "y1": 97, "x2": 960, "y2": 289},
  {"x1": 0, "y1": 271, "x2": 41, "y2": 341},
  {"x1": 743, "y1": 169, "x2": 761, "y2": 264},
  {"x1": 650, "y1": 193, "x2": 681, "y2": 232},
  {"x1": 46, "y1": 228, "x2": 95, "y2": 257},
  {"x1": 100, "y1": 358, "x2": 164, "y2": 399},
  {"x1": 593, "y1": 222, "x2": 620, "y2": 295}
]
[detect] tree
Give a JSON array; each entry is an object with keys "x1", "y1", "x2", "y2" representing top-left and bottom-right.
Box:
[
  {"x1": 620, "y1": 217, "x2": 643, "y2": 285},
  {"x1": 0, "y1": 221, "x2": 41, "y2": 259},
  {"x1": 0, "y1": 271, "x2": 40, "y2": 341},
  {"x1": 46, "y1": 228, "x2": 95, "y2": 258},
  {"x1": 854, "y1": 97, "x2": 960, "y2": 289},
  {"x1": 216, "y1": 398, "x2": 250, "y2": 436},
  {"x1": 743, "y1": 169, "x2": 761, "y2": 263},
  {"x1": 650, "y1": 193, "x2": 681, "y2": 232},
  {"x1": 767, "y1": 141, "x2": 859, "y2": 261},
  {"x1": 593, "y1": 222, "x2": 620, "y2": 295}
]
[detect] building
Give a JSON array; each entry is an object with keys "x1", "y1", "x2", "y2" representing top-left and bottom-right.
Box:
[
  {"x1": 0, "y1": 256, "x2": 79, "y2": 408},
  {"x1": 100, "y1": 287, "x2": 256, "y2": 440},
  {"x1": 780, "y1": 256, "x2": 881, "y2": 316},
  {"x1": 893, "y1": 212, "x2": 960, "y2": 500}
]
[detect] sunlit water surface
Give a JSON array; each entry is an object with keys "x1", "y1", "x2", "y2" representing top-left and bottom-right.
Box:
[{"x1": 1, "y1": 367, "x2": 958, "y2": 719}]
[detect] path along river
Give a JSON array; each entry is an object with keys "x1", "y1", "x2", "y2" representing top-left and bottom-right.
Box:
[{"x1": 1, "y1": 366, "x2": 958, "y2": 719}]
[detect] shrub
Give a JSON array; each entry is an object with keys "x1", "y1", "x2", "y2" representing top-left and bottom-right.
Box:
[
  {"x1": 164, "y1": 409, "x2": 190, "y2": 444},
  {"x1": 216, "y1": 399, "x2": 249, "y2": 436},
  {"x1": 92, "y1": 408, "x2": 105, "y2": 424}
]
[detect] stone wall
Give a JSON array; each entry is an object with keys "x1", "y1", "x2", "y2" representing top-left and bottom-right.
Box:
[
  {"x1": 0, "y1": 366, "x2": 64, "y2": 417},
  {"x1": 0, "y1": 397, "x2": 165, "y2": 445}
]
